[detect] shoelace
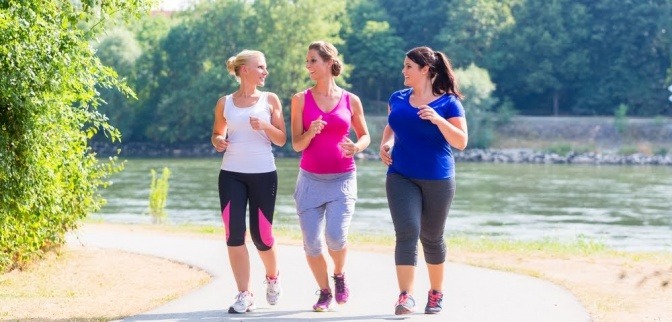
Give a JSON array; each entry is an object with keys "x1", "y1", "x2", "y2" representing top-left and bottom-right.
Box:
[
  {"x1": 316, "y1": 290, "x2": 331, "y2": 303},
  {"x1": 333, "y1": 275, "x2": 346, "y2": 293},
  {"x1": 397, "y1": 292, "x2": 410, "y2": 305},
  {"x1": 427, "y1": 291, "x2": 442, "y2": 306}
]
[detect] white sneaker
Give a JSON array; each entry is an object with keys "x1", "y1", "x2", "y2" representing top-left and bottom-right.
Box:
[
  {"x1": 265, "y1": 275, "x2": 282, "y2": 305},
  {"x1": 229, "y1": 291, "x2": 256, "y2": 313}
]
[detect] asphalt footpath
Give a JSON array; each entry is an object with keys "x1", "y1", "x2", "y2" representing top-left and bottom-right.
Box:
[{"x1": 67, "y1": 225, "x2": 591, "y2": 322}]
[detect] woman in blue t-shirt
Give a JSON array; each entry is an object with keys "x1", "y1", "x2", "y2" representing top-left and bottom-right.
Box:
[{"x1": 379, "y1": 46, "x2": 468, "y2": 316}]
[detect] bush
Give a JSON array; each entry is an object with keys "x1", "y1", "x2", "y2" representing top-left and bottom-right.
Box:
[
  {"x1": 0, "y1": 1, "x2": 146, "y2": 272},
  {"x1": 455, "y1": 64, "x2": 499, "y2": 149},
  {"x1": 148, "y1": 167, "x2": 171, "y2": 224}
]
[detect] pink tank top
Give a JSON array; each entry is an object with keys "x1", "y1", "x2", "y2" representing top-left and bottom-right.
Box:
[{"x1": 300, "y1": 89, "x2": 355, "y2": 174}]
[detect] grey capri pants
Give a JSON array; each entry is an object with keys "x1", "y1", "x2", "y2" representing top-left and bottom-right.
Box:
[
  {"x1": 294, "y1": 169, "x2": 357, "y2": 257},
  {"x1": 386, "y1": 173, "x2": 456, "y2": 266}
]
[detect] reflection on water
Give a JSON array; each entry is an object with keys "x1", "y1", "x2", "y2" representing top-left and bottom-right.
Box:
[{"x1": 95, "y1": 158, "x2": 672, "y2": 251}]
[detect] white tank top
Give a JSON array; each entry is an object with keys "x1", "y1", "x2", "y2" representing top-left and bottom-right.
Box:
[{"x1": 220, "y1": 92, "x2": 276, "y2": 173}]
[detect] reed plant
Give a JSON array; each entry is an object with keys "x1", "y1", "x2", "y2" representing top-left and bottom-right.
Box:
[{"x1": 149, "y1": 167, "x2": 171, "y2": 224}]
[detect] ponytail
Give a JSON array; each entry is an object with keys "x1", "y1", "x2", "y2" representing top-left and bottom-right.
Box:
[
  {"x1": 406, "y1": 47, "x2": 463, "y2": 99},
  {"x1": 432, "y1": 51, "x2": 462, "y2": 100}
]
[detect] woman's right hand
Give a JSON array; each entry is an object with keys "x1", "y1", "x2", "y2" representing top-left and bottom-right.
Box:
[
  {"x1": 307, "y1": 115, "x2": 327, "y2": 135},
  {"x1": 380, "y1": 144, "x2": 393, "y2": 166},
  {"x1": 214, "y1": 135, "x2": 229, "y2": 153}
]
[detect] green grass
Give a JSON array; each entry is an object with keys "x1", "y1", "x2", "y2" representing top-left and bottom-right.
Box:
[{"x1": 82, "y1": 221, "x2": 672, "y2": 263}]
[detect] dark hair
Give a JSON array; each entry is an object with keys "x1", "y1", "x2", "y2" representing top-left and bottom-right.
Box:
[
  {"x1": 308, "y1": 41, "x2": 342, "y2": 76},
  {"x1": 406, "y1": 46, "x2": 463, "y2": 99}
]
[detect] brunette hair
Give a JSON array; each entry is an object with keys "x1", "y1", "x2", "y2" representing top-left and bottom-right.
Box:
[
  {"x1": 406, "y1": 46, "x2": 463, "y2": 99},
  {"x1": 308, "y1": 41, "x2": 343, "y2": 76}
]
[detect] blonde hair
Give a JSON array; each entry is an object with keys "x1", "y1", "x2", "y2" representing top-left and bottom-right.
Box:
[
  {"x1": 226, "y1": 50, "x2": 264, "y2": 83},
  {"x1": 308, "y1": 41, "x2": 342, "y2": 76}
]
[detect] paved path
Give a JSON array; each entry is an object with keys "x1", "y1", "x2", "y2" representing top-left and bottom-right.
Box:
[{"x1": 68, "y1": 225, "x2": 591, "y2": 322}]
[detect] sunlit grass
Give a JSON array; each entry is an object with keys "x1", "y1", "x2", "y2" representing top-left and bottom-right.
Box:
[
  {"x1": 83, "y1": 221, "x2": 671, "y2": 263},
  {"x1": 446, "y1": 235, "x2": 610, "y2": 256}
]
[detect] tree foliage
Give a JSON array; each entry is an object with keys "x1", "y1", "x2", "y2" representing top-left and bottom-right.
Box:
[
  {"x1": 84, "y1": 0, "x2": 672, "y2": 150},
  {"x1": 0, "y1": 0, "x2": 151, "y2": 271},
  {"x1": 437, "y1": 0, "x2": 518, "y2": 67},
  {"x1": 343, "y1": 0, "x2": 404, "y2": 107},
  {"x1": 455, "y1": 64, "x2": 499, "y2": 148},
  {"x1": 486, "y1": 0, "x2": 591, "y2": 115}
]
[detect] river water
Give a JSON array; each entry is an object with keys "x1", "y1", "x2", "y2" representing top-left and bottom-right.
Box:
[{"x1": 95, "y1": 158, "x2": 672, "y2": 252}]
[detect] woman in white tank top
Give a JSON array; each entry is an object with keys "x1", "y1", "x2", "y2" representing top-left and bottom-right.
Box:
[{"x1": 210, "y1": 49, "x2": 286, "y2": 314}]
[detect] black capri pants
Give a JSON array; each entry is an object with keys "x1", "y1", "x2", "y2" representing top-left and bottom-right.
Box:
[
  {"x1": 386, "y1": 173, "x2": 456, "y2": 266},
  {"x1": 218, "y1": 169, "x2": 277, "y2": 250}
]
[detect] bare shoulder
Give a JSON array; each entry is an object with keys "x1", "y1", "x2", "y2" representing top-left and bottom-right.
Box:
[
  {"x1": 348, "y1": 92, "x2": 363, "y2": 105},
  {"x1": 266, "y1": 92, "x2": 282, "y2": 106},
  {"x1": 214, "y1": 95, "x2": 227, "y2": 112},
  {"x1": 216, "y1": 95, "x2": 229, "y2": 106},
  {"x1": 292, "y1": 90, "x2": 306, "y2": 101},
  {"x1": 348, "y1": 92, "x2": 364, "y2": 111},
  {"x1": 291, "y1": 91, "x2": 306, "y2": 107}
]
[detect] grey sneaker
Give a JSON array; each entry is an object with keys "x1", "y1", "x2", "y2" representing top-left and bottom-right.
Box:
[
  {"x1": 265, "y1": 275, "x2": 282, "y2": 305},
  {"x1": 424, "y1": 289, "x2": 443, "y2": 314},
  {"x1": 228, "y1": 291, "x2": 256, "y2": 314},
  {"x1": 394, "y1": 291, "x2": 415, "y2": 315}
]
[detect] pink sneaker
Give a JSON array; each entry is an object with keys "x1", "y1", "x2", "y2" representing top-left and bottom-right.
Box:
[
  {"x1": 332, "y1": 273, "x2": 350, "y2": 304},
  {"x1": 313, "y1": 289, "x2": 333, "y2": 312}
]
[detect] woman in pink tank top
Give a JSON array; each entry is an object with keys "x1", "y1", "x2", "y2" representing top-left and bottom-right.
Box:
[{"x1": 290, "y1": 41, "x2": 371, "y2": 312}]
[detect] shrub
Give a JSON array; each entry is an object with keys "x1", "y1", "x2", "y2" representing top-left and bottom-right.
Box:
[
  {"x1": 0, "y1": 1, "x2": 148, "y2": 272},
  {"x1": 149, "y1": 167, "x2": 171, "y2": 224}
]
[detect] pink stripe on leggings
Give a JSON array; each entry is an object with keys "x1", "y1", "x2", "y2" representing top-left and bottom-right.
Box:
[
  {"x1": 258, "y1": 209, "x2": 275, "y2": 247},
  {"x1": 221, "y1": 202, "x2": 231, "y2": 241}
]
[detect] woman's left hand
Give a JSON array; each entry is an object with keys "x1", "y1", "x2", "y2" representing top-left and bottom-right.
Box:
[
  {"x1": 417, "y1": 105, "x2": 441, "y2": 125},
  {"x1": 338, "y1": 137, "x2": 359, "y2": 158}
]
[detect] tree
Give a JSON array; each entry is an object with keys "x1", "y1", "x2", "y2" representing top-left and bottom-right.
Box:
[
  {"x1": 252, "y1": 0, "x2": 347, "y2": 101},
  {"x1": 455, "y1": 63, "x2": 499, "y2": 148},
  {"x1": 95, "y1": 27, "x2": 143, "y2": 139},
  {"x1": 436, "y1": 0, "x2": 518, "y2": 67},
  {"x1": 576, "y1": 0, "x2": 672, "y2": 116},
  {"x1": 346, "y1": 21, "x2": 405, "y2": 104},
  {"x1": 141, "y1": 0, "x2": 348, "y2": 144},
  {"x1": 143, "y1": 0, "x2": 253, "y2": 143},
  {"x1": 0, "y1": 0, "x2": 151, "y2": 271},
  {"x1": 486, "y1": 0, "x2": 591, "y2": 115},
  {"x1": 377, "y1": 0, "x2": 449, "y2": 50},
  {"x1": 342, "y1": 0, "x2": 404, "y2": 108}
]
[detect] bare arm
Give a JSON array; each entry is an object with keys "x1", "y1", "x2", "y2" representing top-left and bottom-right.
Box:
[
  {"x1": 250, "y1": 92, "x2": 286, "y2": 147},
  {"x1": 339, "y1": 93, "x2": 370, "y2": 157},
  {"x1": 211, "y1": 97, "x2": 229, "y2": 152},
  {"x1": 290, "y1": 92, "x2": 326, "y2": 152},
  {"x1": 379, "y1": 104, "x2": 394, "y2": 165}
]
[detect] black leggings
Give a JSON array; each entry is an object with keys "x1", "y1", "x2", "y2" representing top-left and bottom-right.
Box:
[
  {"x1": 218, "y1": 170, "x2": 277, "y2": 250},
  {"x1": 386, "y1": 173, "x2": 456, "y2": 265}
]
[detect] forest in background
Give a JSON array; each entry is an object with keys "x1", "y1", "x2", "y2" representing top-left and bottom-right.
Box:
[{"x1": 95, "y1": 0, "x2": 672, "y2": 149}]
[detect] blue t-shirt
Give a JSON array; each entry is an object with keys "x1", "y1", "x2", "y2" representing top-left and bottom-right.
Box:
[{"x1": 387, "y1": 88, "x2": 465, "y2": 180}]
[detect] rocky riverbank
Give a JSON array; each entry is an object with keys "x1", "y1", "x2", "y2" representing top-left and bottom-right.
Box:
[
  {"x1": 91, "y1": 116, "x2": 672, "y2": 166},
  {"x1": 454, "y1": 148, "x2": 672, "y2": 165},
  {"x1": 91, "y1": 142, "x2": 672, "y2": 166}
]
